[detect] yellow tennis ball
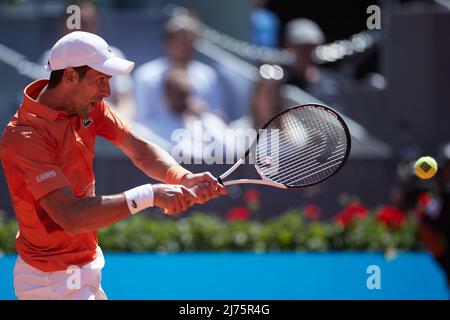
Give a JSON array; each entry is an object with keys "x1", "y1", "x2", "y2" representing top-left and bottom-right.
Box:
[{"x1": 414, "y1": 156, "x2": 438, "y2": 179}]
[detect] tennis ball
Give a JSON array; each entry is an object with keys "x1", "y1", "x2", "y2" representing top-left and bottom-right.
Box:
[{"x1": 414, "y1": 156, "x2": 438, "y2": 179}]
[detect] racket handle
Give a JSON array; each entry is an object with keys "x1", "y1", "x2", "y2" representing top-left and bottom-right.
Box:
[{"x1": 161, "y1": 184, "x2": 202, "y2": 214}]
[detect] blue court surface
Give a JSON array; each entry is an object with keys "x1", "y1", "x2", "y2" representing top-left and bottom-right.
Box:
[{"x1": 1, "y1": 251, "x2": 448, "y2": 300}]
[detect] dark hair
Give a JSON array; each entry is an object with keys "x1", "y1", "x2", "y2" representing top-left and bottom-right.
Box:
[{"x1": 48, "y1": 65, "x2": 91, "y2": 88}]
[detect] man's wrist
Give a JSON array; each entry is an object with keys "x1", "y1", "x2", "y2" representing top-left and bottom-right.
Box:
[
  {"x1": 179, "y1": 172, "x2": 194, "y2": 186},
  {"x1": 123, "y1": 184, "x2": 154, "y2": 215},
  {"x1": 165, "y1": 165, "x2": 192, "y2": 185}
]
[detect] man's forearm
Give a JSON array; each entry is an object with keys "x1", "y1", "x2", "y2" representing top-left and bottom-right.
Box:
[
  {"x1": 132, "y1": 141, "x2": 191, "y2": 184},
  {"x1": 119, "y1": 130, "x2": 192, "y2": 184},
  {"x1": 40, "y1": 183, "x2": 187, "y2": 236},
  {"x1": 63, "y1": 193, "x2": 130, "y2": 234},
  {"x1": 132, "y1": 141, "x2": 177, "y2": 181}
]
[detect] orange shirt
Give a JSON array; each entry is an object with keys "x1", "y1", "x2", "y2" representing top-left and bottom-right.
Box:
[{"x1": 0, "y1": 79, "x2": 131, "y2": 272}]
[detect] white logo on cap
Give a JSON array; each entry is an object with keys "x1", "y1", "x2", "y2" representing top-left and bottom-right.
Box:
[{"x1": 36, "y1": 170, "x2": 56, "y2": 183}]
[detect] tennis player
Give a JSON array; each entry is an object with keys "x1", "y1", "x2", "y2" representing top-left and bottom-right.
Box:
[{"x1": 0, "y1": 31, "x2": 226, "y2": 300}]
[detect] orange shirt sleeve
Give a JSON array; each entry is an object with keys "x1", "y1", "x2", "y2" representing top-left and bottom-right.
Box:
[
  {"x1": 93, "y1": 101, "x2": 131, "y2": 144},
  {"x1": 1, "y1": 126, "x2": 71, "y2": 201}
]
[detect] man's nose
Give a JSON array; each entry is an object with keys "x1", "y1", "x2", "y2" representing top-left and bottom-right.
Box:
[{"x1": 101, "y1": 81, "x2": 111, "y2": 98}]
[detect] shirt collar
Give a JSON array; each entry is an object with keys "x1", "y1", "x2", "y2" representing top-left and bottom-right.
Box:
[{"x1": 22, "y1": 79, "x2": 69, "y2": 121}]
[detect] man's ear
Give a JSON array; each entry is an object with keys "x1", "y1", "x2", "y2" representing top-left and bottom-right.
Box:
[{"x1": 62, "y1": 68, "x2": 79, "y2": 85}]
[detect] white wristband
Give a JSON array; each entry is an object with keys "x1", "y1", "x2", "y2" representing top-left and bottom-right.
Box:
[{"x1": 123, "y1": 184, "x2": 154, "y2": 215}]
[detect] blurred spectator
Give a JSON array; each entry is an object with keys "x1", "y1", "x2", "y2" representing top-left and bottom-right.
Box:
[
  {"x1": 133, "y1": 12, "x2": 226, "y2": 129},
  {"x1": 230, "y1": 64, "x2": 287, "y2": 130},
  {"x1": 396, "y1": 119, "x2": 421, "y2": 162},
  {"x1": 228, "y1": 64, "x2": 289, "y2": 160},
  {"x1": 152, "y1": 66, "x2": 227, "y2": 161},
  {"x1": 392, "y1": 144, "x2": 450, "y2": 289},
  {"x1": 250, "y1": 0, "x2": 280, "y2": 48},
  {"x1": 39, "y1": 1, "x2": 136, "y2": 121},
  {"x1": 416, "y1": 145, "x2": 450, "y2": 288},
  {"x1": 391, "y1": 163, "x2": 429, "y2": 215},
  {"x1": 284, "y1": 18, "x2": 346, "y2": 111}
]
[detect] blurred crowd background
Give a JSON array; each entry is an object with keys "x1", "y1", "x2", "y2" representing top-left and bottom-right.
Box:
[{"x1": 1, "y1": 0, "x2": 450, "y2": 284}]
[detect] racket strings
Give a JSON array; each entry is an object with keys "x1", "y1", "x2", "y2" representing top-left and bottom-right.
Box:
[
  {"x1": 257, "y1": 124, "x2": 346, "y2": 178},
  {"x1": 258, "y1": 141, "x2": 345, "y2": 179},
  {"x1": 273, "y1": 110, "x2": 344, "y2": 184},
  {"x1": 255, "y1": 106, "x2": 349, "y2": 187},
  {"x1": 257, "y1": 127, "x2": 327, "y2": 166},
  {"x1": 271, "y1": 109, "x2": 345, "y2": 184},
  {"x1": 259, "y1": 141, "x2": 345, "y2": 184}
]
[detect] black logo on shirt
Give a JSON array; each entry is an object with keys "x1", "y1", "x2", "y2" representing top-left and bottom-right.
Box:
[
  {"x1": 83, "y1": 118, "x2": 93, "y2": 128},
  {"x1": 131, "y1": 199, "x2": 138, "y2": 208}
]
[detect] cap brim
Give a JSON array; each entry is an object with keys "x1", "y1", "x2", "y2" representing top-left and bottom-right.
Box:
[{"x1": 89, "y1": 56, "x2": 135, "y2": 76}]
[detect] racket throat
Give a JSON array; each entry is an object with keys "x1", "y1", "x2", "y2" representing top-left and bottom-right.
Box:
[
  {"x1": 222, "y1": 179, "x2": 287, "y2": 188},
  {"x1": 218, "y1": 158, "x2": 244, "y2": 181}
]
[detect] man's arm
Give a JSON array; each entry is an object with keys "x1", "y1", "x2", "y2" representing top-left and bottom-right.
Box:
[
  {"x1": 117, "y1": 129, "x2": 227, "y2": 202},
  {"x1": 39, "y1": 187, "x2": 129, "y2": 235},
  {"x1": 39, "y1": 184, "x2": 198, "y2": 235},
  {"x1": 38, "y1": 129, "x2": 225, "y2": 236},
  {"x1": 117, "y1": 129, "x2": 182, "y2": 183}
]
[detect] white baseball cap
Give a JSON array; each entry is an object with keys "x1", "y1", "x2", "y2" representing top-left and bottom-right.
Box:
[{"x1": 44, "y1": 31, "x2": 135, "y2": 76}]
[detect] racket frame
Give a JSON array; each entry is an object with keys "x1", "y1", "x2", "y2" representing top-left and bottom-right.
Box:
[{"x1": 217, "y1": 103, "x2": 351, "y2": 189}]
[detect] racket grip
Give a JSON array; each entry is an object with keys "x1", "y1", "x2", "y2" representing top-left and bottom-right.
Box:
[{"x1": 161, "y1": 184, "x2": 202, "y2": 214}]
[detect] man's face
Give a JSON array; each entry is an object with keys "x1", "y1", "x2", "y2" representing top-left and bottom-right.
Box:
[
  {"x1": 164, "y1": 70, "x2": 192, "y2": 114},
  {"x1": 164, "y1": 30, "x2": 197, "y2": 64},
  {"x1": 252, "y1": 79, "x2": 282, "y2": 126},
  {"x1": 288, "y1": 43, "x2": 317, "y2": 71},
  {"x1": 69, "y1": 68, "x2": 111, "y2": 118}
]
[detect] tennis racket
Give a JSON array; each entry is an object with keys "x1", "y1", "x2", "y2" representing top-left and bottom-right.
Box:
[
  {"x1": 216, "y1": 103, "x2": 351, "y2": 189},
  {"x1": 163, "y1": 103, "x2": 351, "y2": 213}
]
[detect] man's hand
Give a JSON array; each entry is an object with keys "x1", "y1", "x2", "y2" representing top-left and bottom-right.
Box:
[
  {"x1": 153, "y1": 184, "x2": 198, "y2": 215},
  {"x1": 180, "y1": 172, "x2": 228, "y2": 204}
]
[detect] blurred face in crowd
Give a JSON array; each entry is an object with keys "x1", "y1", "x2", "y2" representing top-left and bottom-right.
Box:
[
  {"x1": 164, "y1": 30, "x2": 197, "y2": 64},
  {"x1": 288, "y1": 43, "x2": 317, "y2": 73},
  {"x1": 79, "y1": 2, "x2": 99, "y2": 33},
  {"x1": 251, "y1": 78, "x2": 283, "y2": 128},
  {"x1": 164, "y1": 68, "x2": 192, "y2": 114}
]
